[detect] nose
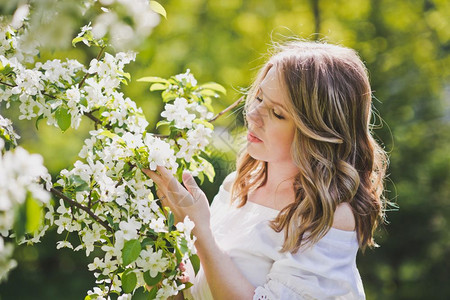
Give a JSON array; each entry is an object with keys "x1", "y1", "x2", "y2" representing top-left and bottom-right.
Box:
[{"x1": 246, "y1": 100, "x2": 264, "y2": 128}]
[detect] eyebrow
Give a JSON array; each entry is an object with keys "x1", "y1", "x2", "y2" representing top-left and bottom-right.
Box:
[{"x1": 258, "y1": 87, "x2": 288, "y2": 112}]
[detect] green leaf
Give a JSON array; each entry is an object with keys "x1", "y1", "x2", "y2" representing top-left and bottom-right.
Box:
[
  {"x1": 202, "y1": 97, "x2": 214, "y2": 113},
  {"x1": 198, "y1": 157, "x2": 215, "y2": 183},
  {"x1": 69, "y1": 175, "x2": 89, "y2": 192},
  {"x1": 55, "y1": 107, "x2": 71, "y2": 132},
  {"x1": 80, "y1": 97, "x2": 88, "y2": 108},
  {"x1": 147, "y1": 286, "x2": 158, "y2": 300},
  {"x1": 150, "y1": 83, "x2": 168, "y2": 91},
  {"x1": 122, "y1": 269, "x2": 137, "y2": 293},
  {"x1": 190, "y1": 254, "x2": 201, "y2": 276},
  {"x1": 137, "y1": 76, "x2": 169, "y2": 84},
  {"x1": 0, "y1": 63, "x2": 13, "y2": 75},
  {"x1": 74, "y1": 182, "x2": 90, "y2": 192},
  {"x1": 193, "y1": 119, "x2": 214, "y2": 130},
  {"x1": 13, "y1": 196, "x2": 27, "y2": 238},
  {"x1": 26, "y1": 195, "x2": 43, "y2": 233},
  {"x1": 156, "y1": 120, "x2": 171, "y2": 129},
  {"x1": 118, "y1": 70, "x2": 131, "y2": 81},
  {"x1": 179, "y1": 238, "x2": 188, "y2": 254},
  {"x1": 105, "y1": 215, "x2": 114, "y2": 226},
  {"x1": 196, "y1": 172, "x2": 204, "y2": 185},
  {"x1": 161, "y1": 91, "x2": 178, "y2": 102},
  {"x1": 141, "y1": 238, "x2": 155, "y2": 249},
  {"x1": 147, "y1": 192, "x2": 155, "y2": 201},
  {"x1": 200, "y1": 82, "x2": 226, "y2": 95},
  {"x1": 99, "y1": 130, "x2": 116, "y2": 139},
  {"x1": 72, "y1": 36, "x2": 85, "y2": 47},
  {"x1": 168, "y1": 212, "x2": 175, "y2": 230},
  {"x1": 183, "y1": 282, "x2": 193, "y2": 290},
  {"x1": 122, "y1": 239, "x2": 141, "y2": 266},
  {"x1": 143, "y1": 271, "x2": 162, "y2": 287},
  {"x1": 199, "y1": 89, "x2": 217, "y2": 97},
  {"x1": 35, "y1": 114, "x2": 45, "y2": 130},
  {"x1": 149, "y1": 1, "x2": 167, "y2": 19}
]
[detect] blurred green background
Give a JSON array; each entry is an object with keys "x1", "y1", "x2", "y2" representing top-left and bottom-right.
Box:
[{"x1": 1, "y1": 0, "x2": 450, "y2": 299}]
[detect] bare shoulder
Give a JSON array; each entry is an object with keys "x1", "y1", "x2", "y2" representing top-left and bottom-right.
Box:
[
  {"x1": 223, "y1": 171, "x2": 237, "y2": 193},
  {"x1": 332, "y1": 202, "x2": 356, "y2": 231}
]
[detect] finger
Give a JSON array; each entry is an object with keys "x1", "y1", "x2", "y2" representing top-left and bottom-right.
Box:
[
  {"x1": 141, "y1": 168, "x2": 153, "y2": 177},
  {"x1": 152, "y1": 166, "x2": 181, "y2": 193},
  {"x1": 142, "y1": 168, "x2": 164, "y2": 187},
  {"x1": 156, "y1": 165, "x2": 173, "y2": 180},
  {"x1": 153, "y1": 167, "x2": 196, "y2": 208},
  {"x1": 156, "y1": 188, "x2": 165, "y2": 200},
  {"x1": 182, "y1": 171, "x2": 204, "y2": 200},
  {"x1": 156, "y1": 189, "x2": 169, "y2": 207}
]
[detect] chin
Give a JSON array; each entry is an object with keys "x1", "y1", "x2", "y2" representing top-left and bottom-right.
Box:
[{"x1": 247, "y1": 146, "x2": 266, "y2": 161}]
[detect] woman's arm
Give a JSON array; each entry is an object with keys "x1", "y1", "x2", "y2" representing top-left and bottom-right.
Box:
[
  {"x1": 194, "y1": 225, "x2": 255, "y2": 300},
  {"x1": 142, "y1": 167, "x2": 255, "y2": 300}
]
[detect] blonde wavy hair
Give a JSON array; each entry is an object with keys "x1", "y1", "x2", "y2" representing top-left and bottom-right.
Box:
[{"x1": 231, "y1": 40, "x2": 388, "y2": 253}]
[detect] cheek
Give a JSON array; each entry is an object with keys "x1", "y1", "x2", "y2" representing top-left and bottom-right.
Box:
[
  {"x1": 281, "y1": 133, "x2": 294, "y2": 153},
  {"x1": 273, "y1": 126, "x2": 295, "y2": 155}
]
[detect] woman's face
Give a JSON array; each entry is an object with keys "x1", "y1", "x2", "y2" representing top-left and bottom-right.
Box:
[{"x1": 246, "y1": 66, "x2": 296, "y2": 164}]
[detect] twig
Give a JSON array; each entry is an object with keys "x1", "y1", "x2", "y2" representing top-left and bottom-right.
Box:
[
  {"x1": 153, "y1": 97, "x2": 245, "y2": 138},
  {"x1": 208, "y1": 96, "x2": 245, "y2": 123},
  {"x1": 1, "y1": 79, "x2": 109, "y2": 129},
  {"x1": 78, "y1": 46, "x2": 106, "y2": 89},
  {"x1": 1, "y1": 79, "x2": 59, "y2": 101},
  {"x1": 83, "y1": 111, "x2": 113, "y2": 130},
  {"x1": 0, "y1": 80, "x2": 15, "y2": 88},
  {"x1": 50, "y1": 187, "x2": 113, "y2": 232}
]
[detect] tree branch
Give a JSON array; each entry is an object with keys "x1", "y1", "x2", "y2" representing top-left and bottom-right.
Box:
[
  {"x1": 78, "y1": 46, "x2": 106, "y2": 89},
  {"x1": 1, "y1": 79, "x2": 111, "y2": 129},
  {"x1": 0, "y1": 80, "x2": 15, "y2": 88},
  {"x1": 310, "y1": 0, "x2": 321, "y2": 39},
  {"x1": 50, "y1": 187, "x2": 113, "y2": 232},
  {"x1": 83, "y1": 111, "x2": 113, "y2": 130},
  {"x1": 208, "y1": 96, "x2": 245, "y2": 123}
]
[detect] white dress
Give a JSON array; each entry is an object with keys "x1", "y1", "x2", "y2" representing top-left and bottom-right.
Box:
[{"x1": 184, "y1": 172, "x2": 366, "y2": 300}]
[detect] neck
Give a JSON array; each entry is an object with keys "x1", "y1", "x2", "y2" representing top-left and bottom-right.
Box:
[{"x1": 264, "y1": 161, "x2": 299, "y2": 192}]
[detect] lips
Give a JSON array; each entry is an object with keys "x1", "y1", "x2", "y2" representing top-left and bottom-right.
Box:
[{"x1": 247, "y1": 131, "x2": 263, "y2": 143}]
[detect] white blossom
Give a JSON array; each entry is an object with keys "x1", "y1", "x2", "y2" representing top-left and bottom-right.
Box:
[
  {"x1": 12, "y1": 69, "x2": 43, "y2": 96},
  {"x1": 144, "y1": 135, "x2": 178, "y2": 171},
  {"x1": 56, "y1": 240, "x2": 74, "y2": 249},
  {"x1": 176, "y1": 216, "x2": 195, "y2": 237},
  {"x1": 117, "y1": 294, "x2": 132, "y2": 300},
  {"x1": 149, "y1": 217, "x2": 167, "y2": 233},
  {"x1": 161, "y1": 97, "x2": 196, "y2": 129},
  {"x1": 0, "y1": 146, "x2": 50, "y2": 212},
  {"x1": 88, "y1": 257, "x2": 105, "y2": 271},
  {"x1": 118, "y1": 218, "x2": 141, "y2": 241},
  {"x1": 0, "y1": 21, "x2": 215, "y2": 294},
  {"x1": 156, "y1": 278, "x2": 183, "y2": 299},
  {"x1": 174, "y1": 69, "x2": 197, "y2": 87},
  {"x1": 135, "y1": 248, "x2": 169, "y2": 277},
  {"x1": 122, "y1": 132, "x2": 144, "y2": 149}
]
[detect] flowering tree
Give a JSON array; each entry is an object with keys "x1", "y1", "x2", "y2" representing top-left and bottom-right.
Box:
[{"x1": 0, "y1": 1, "x2": 239, "y2": 299}]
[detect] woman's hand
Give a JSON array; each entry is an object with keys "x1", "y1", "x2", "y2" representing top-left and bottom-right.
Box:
[
  {"x1": 143, "y1": 167, "x2": 255, "y2": 300},
  {"x1": 142, "y1": 166, "x2": 212, "y2": 239}
]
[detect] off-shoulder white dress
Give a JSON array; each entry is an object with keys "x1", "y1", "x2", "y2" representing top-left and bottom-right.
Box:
[{"x1": 184, "y1": 172, "x2": 365, "y2": 300}]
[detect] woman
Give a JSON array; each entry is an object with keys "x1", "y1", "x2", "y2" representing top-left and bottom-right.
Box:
[{"x1": 143, "y1": 40, "x2": 388, "y2": 299}]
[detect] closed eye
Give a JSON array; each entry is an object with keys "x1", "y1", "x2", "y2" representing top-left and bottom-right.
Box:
[
  {"x1": 255, "y1": 96, "x2": 285, "y2": 119},
  {"x1": 273, "y1": 110, "x2": 284, "y2": 119}
]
